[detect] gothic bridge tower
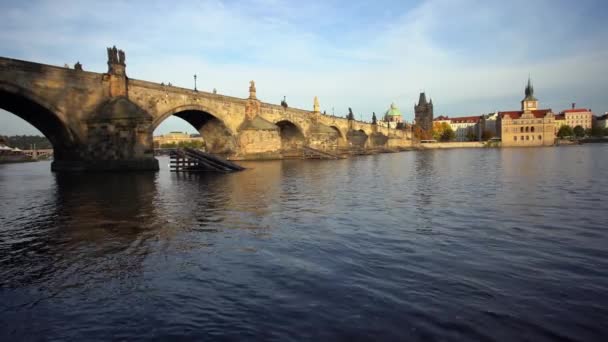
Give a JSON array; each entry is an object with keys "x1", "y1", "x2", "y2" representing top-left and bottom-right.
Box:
[{"x1": 414, "y1": 92, "x2": 434, "y2": 132}]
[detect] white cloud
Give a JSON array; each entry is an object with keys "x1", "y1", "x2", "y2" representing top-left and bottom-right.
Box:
[{"x1": 1, "y1": 0, "x2": 607, "y2": 135}]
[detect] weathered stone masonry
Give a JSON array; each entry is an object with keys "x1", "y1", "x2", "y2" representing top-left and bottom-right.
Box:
[{"x1": 0, "y1": 48, "x2": 412, "y2": 171}]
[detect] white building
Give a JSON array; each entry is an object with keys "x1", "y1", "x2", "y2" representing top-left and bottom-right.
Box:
[
  {"x1": 595, "y1": 113, "x2": 608, "y2": 129},
  {"x1": 434, "y1": 115, "x2": 483, "y2": 141}
]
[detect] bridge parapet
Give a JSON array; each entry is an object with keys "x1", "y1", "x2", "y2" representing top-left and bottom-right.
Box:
[{"x1": 1, "y1": 49, "x2": 413, "y2": 171}]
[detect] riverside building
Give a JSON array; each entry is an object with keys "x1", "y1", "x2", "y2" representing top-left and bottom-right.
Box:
[{"x1": 496, "y1": 78, "x2": 556, "y2": 147}]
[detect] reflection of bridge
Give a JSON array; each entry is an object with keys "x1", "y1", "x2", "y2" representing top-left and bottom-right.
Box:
[
  {"x1": 0, "y1": 47, "x2": 412, "y2": 171},
  {"x1": 22, "y1": 149, "x2": 53, "y2": 159}
]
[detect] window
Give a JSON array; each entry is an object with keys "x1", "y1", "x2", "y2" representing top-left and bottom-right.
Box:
[
  {"x1": 538, "y1": 135, "x2": 542, "y2": 140},
  {"x1": 526, "y1": 136, "x2": 529, "y2": 140},
  {"x1": 531, "y1": 127, "x2": 535, "y2": 132},
  {"x1": 520, "y1": 127, "x2": 524, "y2": 133},
  {"x1": 525, "y1": 127, "x2": 529, "y2": 132},
  {"x1": 514, "y1": 136, "x2": 517, "y2": 141}
]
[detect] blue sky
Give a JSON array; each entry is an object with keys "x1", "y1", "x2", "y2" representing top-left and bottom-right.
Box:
[{"x1": 1, "y1": 0, "x2": 607, "y2": 135}]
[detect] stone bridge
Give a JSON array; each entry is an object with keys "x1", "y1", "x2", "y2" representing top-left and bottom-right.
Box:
[{"x1": 0, "y1": 47, "x2": 412, "y2": 171}]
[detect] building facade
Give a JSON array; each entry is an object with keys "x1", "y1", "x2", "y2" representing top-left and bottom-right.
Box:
[
  {"x1": 153, "y1": 131, "x2": 205, "y2": 148},
  {"x1": 560, "y1": 107, "x2": 594, "y2": 129},
  {"x1": 433, "y1": 115, "x2": 483, "y2": 141},
  {"x1": 497, "y1": 78, "x2": 555, "y2": 147},
  {"x1": 481, "y1": 112, "x2": 499, "y2": 138},
  {"x1": 414, "y1": 92, "x2": 434, "y2": 132},
  {"x1": 595, "y1": 113, "x2": 608, "y2": 129}
]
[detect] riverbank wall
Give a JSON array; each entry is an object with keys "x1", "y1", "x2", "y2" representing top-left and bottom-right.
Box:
[{"x1": 418, "y1": 142, "x2": 486, "y2": 149}]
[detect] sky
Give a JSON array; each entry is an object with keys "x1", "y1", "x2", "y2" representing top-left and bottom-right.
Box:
[{"x1": 1, "y1": 0, "x2": 607, "y2": 135}]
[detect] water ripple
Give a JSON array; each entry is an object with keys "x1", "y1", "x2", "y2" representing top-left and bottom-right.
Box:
[{"x1": 1, "y1": 146, "x2": 608, "y2": 340}]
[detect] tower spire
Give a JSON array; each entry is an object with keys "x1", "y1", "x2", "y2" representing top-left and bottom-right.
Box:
[{"x1": 525, "y1": 76, "x2": 534, "y2": 97}]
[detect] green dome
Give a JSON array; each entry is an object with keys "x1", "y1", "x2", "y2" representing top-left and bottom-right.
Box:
[{"x1": 385, "y1": 103, "x2": 402, "y2": 117}]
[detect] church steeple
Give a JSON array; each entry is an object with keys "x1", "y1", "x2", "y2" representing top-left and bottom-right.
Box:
[
  {"x1": 521, "y1": 76, "x2": 539, "y2": 112},
  {"x1": 525, "y1": 77, "x2": 534, "y2": 98}
]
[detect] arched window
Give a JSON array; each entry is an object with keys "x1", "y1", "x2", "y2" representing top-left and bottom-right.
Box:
[
  {"x1": 526, "y1": 136, "x2": 529, "y2": 140},
  {"x1": 514, "y1": 136, "x2": 517, "y2": 141},
  {"x1": 520, "y1": 127, "x2": 524, "y2": 133},
  {"x1": 525, "y1": 127, "x2": 529, "y2": 132},
  {"x1": 531, "y1": 126, "x2": 535, "y2": 132},
  {"x1": 538, "y1": 135, "x2": 542, "y2": 140}
]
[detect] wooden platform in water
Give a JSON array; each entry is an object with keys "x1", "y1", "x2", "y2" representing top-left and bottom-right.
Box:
[{"x1": 170, "y1": 148, "x2": 245, "y2": 172}]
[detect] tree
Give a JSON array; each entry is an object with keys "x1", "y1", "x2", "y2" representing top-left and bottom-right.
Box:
[
  {"x1": 413, "y1": 125, "x2": 432, "y2": 140},
  {"x1": 465, "y1": 130, "x2": 477, "y2": 141},
  {"x1": 432, "y1": 122, "x2": 451, "y2": 141},
  {"x1": 589, "y1": 126, "x2": 605, "y2": 137},
  {"x1": 557, "y1": 125, "x2": 574, "y2": 138},
  {"x1": 3, "y1": 135, "x2": 52, "y2": 149},
  {"x1": 440, "y1": 126, "x2": 456, "y2": 141},
  {"x1": 573, "y1": 125, "x2": 585, "y2": 138}
]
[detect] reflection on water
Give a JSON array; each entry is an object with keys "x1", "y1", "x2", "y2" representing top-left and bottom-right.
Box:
[{"x1": 1, "y1": 145, "x2": 608, "y2": 341}]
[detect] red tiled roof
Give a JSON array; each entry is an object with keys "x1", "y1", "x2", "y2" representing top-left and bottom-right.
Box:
[
  {"x1": 499, "y1": 109, "x2": 552, "y2": 119},
  {"x1": 451, "y1": 115, "x2": 481, "y2": 123},
  {"x1": 433, "y1": 115, "x2": 481, "y2": 123},
  {"x1": 561, "y1": 108, "x2": 591, "y2": 113},
  {"x1": 554, "y1": 114, "x2": 565, "y2": 120}
]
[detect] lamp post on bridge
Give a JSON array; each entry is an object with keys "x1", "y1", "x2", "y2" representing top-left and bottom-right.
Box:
[{"x1": 193, "y1": 74, "x2": 198, "y2": 92}]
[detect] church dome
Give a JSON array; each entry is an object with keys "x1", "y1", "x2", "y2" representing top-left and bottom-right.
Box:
[{"x1": 385, "y1": 103, "x2": 402, "y2": 117}]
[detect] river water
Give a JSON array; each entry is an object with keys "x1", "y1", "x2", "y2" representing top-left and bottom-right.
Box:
[{"x1": 1, "y1": 145, "x2": 608, "y2": 341}]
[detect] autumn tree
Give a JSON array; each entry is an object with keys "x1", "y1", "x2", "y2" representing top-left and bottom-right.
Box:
[{"x1": 413, "y1": 125, "x2": 433, "y2": 140}]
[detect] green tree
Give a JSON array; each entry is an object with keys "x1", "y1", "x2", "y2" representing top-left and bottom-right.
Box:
[
  {"x1": 573, "y1": 125, "x2": 585, "y2": 138},
  {"x1": 3, "y1": 135, "x2": 52, "y2": 149},
  {"x1": 589, "y1": 126, "x2": 604, "y2": 137},
  {"x1": 440, "y1": 126, "x2": 456, "y2": 141},
  {"x1": 557, "y1": 125, "x2": 574, "y2": 138}
]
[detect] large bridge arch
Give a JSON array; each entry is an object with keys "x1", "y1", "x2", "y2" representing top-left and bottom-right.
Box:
[
  {"x1": 274, "y1": 119, "x2": 306, "y2": 151},
  {"x1": 0, "y1": 82, "x2": 80, "y2": 161},
  {"x1": 154, "y1": 105, "x2": 237, "y2": 155}
]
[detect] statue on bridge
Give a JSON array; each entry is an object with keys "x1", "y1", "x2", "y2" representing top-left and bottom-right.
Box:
[
  {"x1": 348, "y1": 107, "x2": 355, "y2": 121},
  {"x1": 118, "y1": 49, "x2": 125, "y2": 65},
  {"x1": 74, "y1": 61, "x2": 83, "y2": 71},
  {"x1": 313, "y1": 96, "x2": 320, "y2": 113},
  {"x1": 106, "y1": 45, "x2": 125, "y2": 66},
  {"x1": 372, "y1": 112, "x2": 377, "y2": 125},
  {"x1": 249, "y1": 80, "x2": 256, "y2": 99},
  {"x1": 281, "y1": 96, "x2": 288, "y2": 108}
]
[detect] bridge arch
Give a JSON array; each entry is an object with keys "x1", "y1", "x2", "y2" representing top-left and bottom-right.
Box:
[
  {"x1": 0, "y1": 82, "x2": 80, "y2": 161},
  {"x1": 329, "y1": 126, "x2": 344, "y2": 139},
  {"x1": 154, "y1": 105, "x2": 236, "y2": 155},
  {"x1": 274, "y1": 120, "x2": 306, "y2": 151}
]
